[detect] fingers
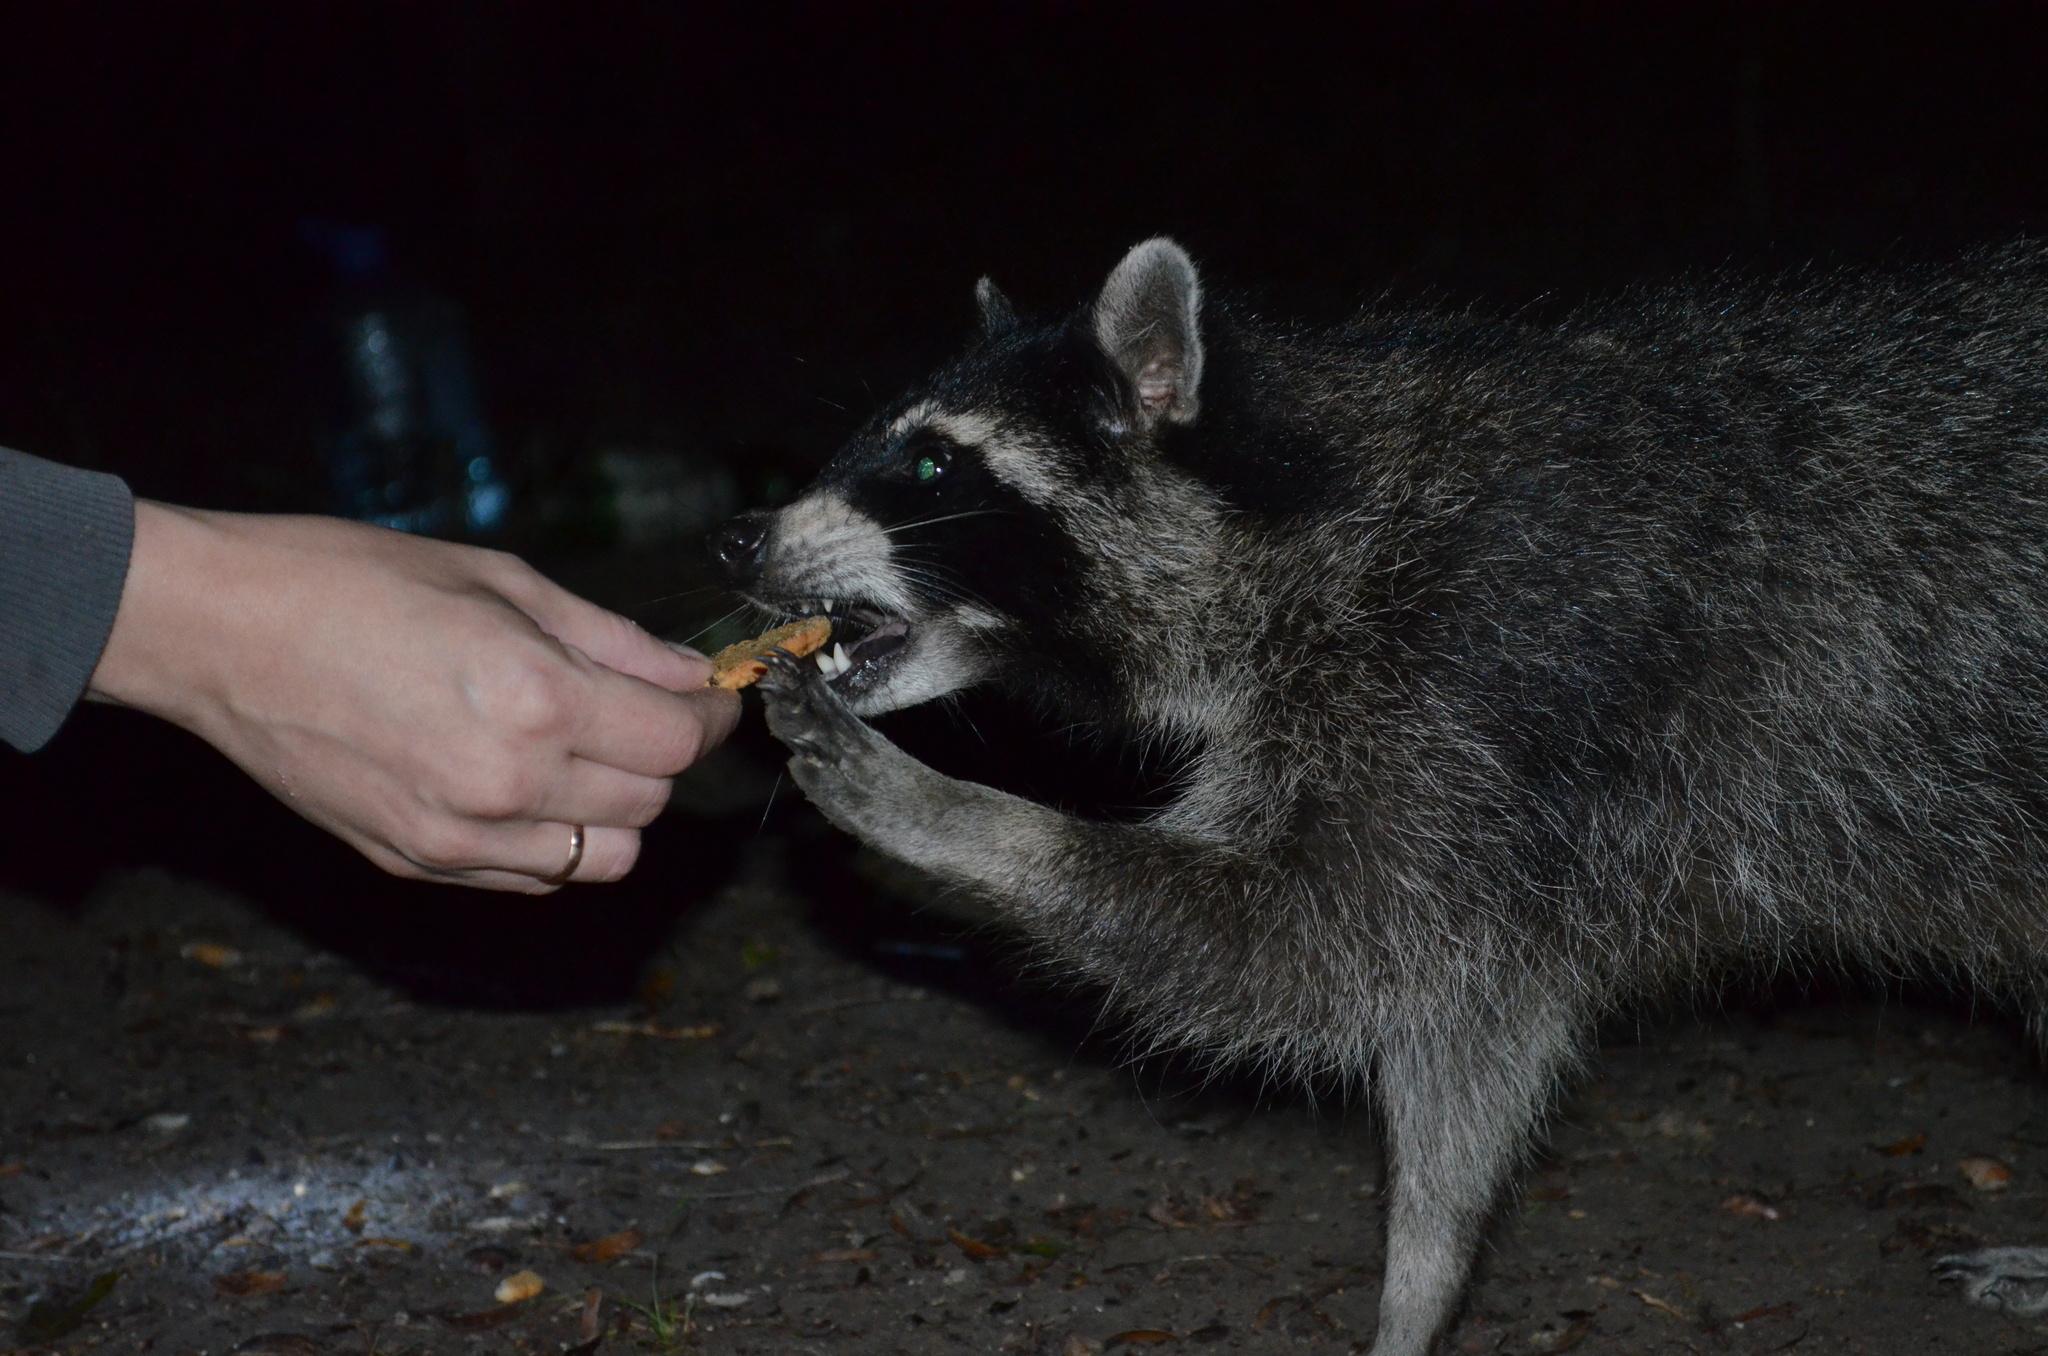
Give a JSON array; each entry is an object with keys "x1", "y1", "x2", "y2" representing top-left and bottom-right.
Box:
[
  {"x1": 524, "y1": 757, "x2": 673, "y2": 828},
  {"x1": 507, "y1": 567, "x2": 713, "y2": 693},
  {"x1": 370, "y1": 817, "x2": 646, "y2": 891},
  {"x1": 564, "y1": 661, "x2": 742, "y2": 776}
]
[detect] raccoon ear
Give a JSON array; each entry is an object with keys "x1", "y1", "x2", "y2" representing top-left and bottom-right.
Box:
[
  {"x1": 1092, "y1": 237, "x2": 1205, "y2": 428},
  {"x1": 973, "y1": 276, "x2": 1017, "y2": 334}
]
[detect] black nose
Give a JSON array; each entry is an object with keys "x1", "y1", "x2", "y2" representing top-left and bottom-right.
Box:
[{"x1": 708, "y1": 512, "x2": 769, "y2": 584}]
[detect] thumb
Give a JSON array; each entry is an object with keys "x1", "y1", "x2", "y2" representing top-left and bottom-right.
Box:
[{"x1": 519, "y1": 580, "x2": 710, "y2": 693}]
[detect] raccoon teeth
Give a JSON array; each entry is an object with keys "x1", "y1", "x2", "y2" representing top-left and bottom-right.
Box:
[
  {"x1": 832, "y1": 643, "x2": 852, "y2": 672},
  {"x1": 822, "y1": 598, "x2": 835, "y2": 612}
]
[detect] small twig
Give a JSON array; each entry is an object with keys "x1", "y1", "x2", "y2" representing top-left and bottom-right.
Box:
[{"x1": 673, "y1": 1168, "x2": 850, "y2": 1203}]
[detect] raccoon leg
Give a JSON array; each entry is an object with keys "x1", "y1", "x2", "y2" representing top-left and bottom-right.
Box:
[
  {"x1": 1368, "y1": 1002, "x2": 1582, "y2": 1356},
  {"x1": 756, "y1": 654, "x2": 1067, "y2": 883}
]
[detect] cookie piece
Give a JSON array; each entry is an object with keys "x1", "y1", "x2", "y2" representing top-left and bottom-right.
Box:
[{"x1": 708, "y1": 615, "x2": 833, "y2": 690}]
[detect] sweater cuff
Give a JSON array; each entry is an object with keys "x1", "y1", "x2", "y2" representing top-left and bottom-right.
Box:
[{"x1": 0, "y1": 448, "x2": 136, "y2": 752}]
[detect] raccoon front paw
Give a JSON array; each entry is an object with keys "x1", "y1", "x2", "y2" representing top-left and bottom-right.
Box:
[
  {"x1": 757, "y1": 650, "x2": 906, "y2": 833},
  {"x1": 1934, "y1": 1247, "x2": 2048, "y2": 1315},
  {"x1": 756, "y1": 650, "x2": 868, "y2": 758}
]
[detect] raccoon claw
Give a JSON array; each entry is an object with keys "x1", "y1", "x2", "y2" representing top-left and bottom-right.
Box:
[{"x1": 757, "y1": 649, "x2": 876, "y2": 765}]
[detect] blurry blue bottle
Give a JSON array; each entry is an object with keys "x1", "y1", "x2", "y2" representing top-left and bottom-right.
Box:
[{"x1": 306, "y1": 221, "x2": 510, "y2": 535}]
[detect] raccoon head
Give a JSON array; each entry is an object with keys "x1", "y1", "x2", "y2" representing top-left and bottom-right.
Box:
[{"x1": 710, "y1": 238, "x2": 1218, "y2": 720}]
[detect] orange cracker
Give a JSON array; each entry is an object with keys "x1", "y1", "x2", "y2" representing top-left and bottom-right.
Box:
[{"x1": 707, "y1": 615, "x2": 833, "y2": 690}]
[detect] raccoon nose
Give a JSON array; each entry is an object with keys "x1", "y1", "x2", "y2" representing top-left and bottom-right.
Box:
[{"x1": 709, "y1": 513, "x2": 769, "y2": 584}]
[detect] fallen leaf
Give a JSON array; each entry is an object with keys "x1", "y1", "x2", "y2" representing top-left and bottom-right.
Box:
[
  {"x1": 1145, "y1": 1198, "x2": 1195, "y2": 1229},
  {"x1": 0, "y1": 1162, "x2": 21, "y2": 1176},
  {"x1": 1719, "y1": 1194, "x2": 1782, "y2": 1221},
  {"x1": 213, "y1": 1271, "x2": 287, "y2": 1297},
  {"x1": 496, "y1": 1270, "x2": 545, "y2": 1304},
  {"x1": 589, "y1": 1020, "x2": 719, "y2": 1040},
  {"x1": 357, "y1": 1237, "x2": 416, "y2": 1252},
  {"x1": 181, "y1": 941, "x2": 242, "y2": 968},
  {"x1": 1061, "y1": 1338, "x2": 1103, "y2": 1356},
  {"x1": 1105, "y1": 1332, "x2": 1179, "y2": 1347},
  {"x1": 244, "y1": 1024, "x2": 284, "y2": 1044},
  {"x1": 688, "y1": 1159, "x2": 728, "y2": 1176},
  {"x1": 18, "y1": 1271, "x2": 121, "y2": 1344},
  {"x1": 1201, "y1": 1177, "x2": 1267, "y2": 1222},
  {"x1": 950, "y1": 1229, "x2": 1006, "y2": 1261},
  {"x1": 1959, "y1": 1156, "x2": 2014, "y2": 1191},
  {"x1": 229, "y1": 1334, "x2": 326, "y2": 1356},
  {"x1": 1186, "y1": 1326, "x2": 1231, "y2": 1344},
  {"x1": 1634, "y1": 1289, "x2": 1687, "y2": 1321},
  {"x1": 579, "y1": 1286, "x2": 604, "y2": 1343},
  {"x1": 572, "y1": 1229, "x2": 643, "y2": 1264},
  {"x1": 1733, "y1": 1303, "x2": 1796, "y2": 1324},
  {"x1": 1874, "y1": 1132, "x2": 1928, "y2": 1157},
  {"x1": 814, "y1": 1248, "x2": 877, "y2": 1263},
  {"x1": 341, "y1": 1198, "x2": 367, "y2": 1234}
]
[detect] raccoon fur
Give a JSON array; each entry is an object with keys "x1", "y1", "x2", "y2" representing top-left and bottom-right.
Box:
[{"x1": 709, "y1": 237, "x2": 2048, "y2": 1353}]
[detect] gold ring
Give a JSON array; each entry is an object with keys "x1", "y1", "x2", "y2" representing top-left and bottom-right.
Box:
[{"x1": 543, "y1": 824, "x2": 586, "y2": 886}]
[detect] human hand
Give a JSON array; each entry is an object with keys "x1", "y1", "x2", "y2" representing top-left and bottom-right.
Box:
[{"x1": 87, "y1": 503, "x2": 740, "y2": 892}]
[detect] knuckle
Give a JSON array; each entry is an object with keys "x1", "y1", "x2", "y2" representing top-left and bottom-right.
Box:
[
  {"x1": 402, "y1": 820, "x2": 481, "y2": 872},
  {"x1": 463, "y1": 762, "x2": 542, "y2": 820},
  {"x1": 481, "y1": 656, "x2": 574, "y2": 738}
]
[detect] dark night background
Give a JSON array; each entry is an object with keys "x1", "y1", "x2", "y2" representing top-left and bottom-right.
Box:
[{"x1": 3, "y1": 2, "x2": 2047, "y2": 1002}]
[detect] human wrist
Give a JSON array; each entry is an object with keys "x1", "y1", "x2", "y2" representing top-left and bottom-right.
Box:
[{"x1": 86, "y1": 501, "x2": 241, "y2": 728}]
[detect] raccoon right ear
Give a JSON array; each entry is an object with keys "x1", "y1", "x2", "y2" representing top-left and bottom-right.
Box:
[
  {"x1": 973, "y1": 276, "x2": 1017, "y2": 334},
  {"x1": 1092, "y1": 237, "x2": 1204, "y2": 430}
]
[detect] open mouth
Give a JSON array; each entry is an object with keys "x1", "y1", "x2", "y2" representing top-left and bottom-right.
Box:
[{"x1": 779, "y1": 598, "x2": 912, "y2": 693}]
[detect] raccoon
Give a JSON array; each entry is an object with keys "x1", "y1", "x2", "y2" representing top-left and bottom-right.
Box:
[{"x1": 710, "y1": 238, "x2": 2048, "y2": 1352}]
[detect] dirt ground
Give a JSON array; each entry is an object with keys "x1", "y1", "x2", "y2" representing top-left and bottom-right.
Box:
[
  {"x1": 7, "y1": 555, "x2": 2048, "y2": 1356},
  {"x1": 8, "y1": 810, "x2": 2048, "y2": 1356}
]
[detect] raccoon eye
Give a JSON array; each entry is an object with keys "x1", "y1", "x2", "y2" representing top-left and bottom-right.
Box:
[{"x1": 913, "y1": 450, "x2": 950, "y2": 484}]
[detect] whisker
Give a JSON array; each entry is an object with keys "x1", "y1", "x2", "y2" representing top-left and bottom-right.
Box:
[
  {"x1": 626, "y1": 584, "x2": 726, "y2": 611},
  {"x1": 884, "y1": 509, "x2": 1011, "y2": 535},
  {"x1": 678, "y1": 605, "x2": 752, "y2": 647}
]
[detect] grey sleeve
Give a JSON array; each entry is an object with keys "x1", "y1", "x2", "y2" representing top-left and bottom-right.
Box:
[{"x1": 0, "y1": 447, "x2": 136, "y2": 753}]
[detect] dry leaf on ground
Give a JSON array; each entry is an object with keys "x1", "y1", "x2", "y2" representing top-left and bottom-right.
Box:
[
  {"x1": 1719, "y1": 1194, "x2": 1782, "y2": 1220},
  {"x1": 1959, "y1": 1156, "x2": 2014, "y2": 1191},
  {"x1": 213, "y1": 1271, "x2": 287, "y2": 1298},
  {"x1": 495, "y1": 1270, "x2": 545, "y2": 1304},
  {"x1": 950, "y1": 1229, "x2": 1006, "y2": 1260},
  {"x1": 572, "y1": 1229, "x2": 643, "y2": 1263}
]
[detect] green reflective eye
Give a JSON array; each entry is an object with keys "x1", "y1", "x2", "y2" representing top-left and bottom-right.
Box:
[{"x1": 915, "y1": 455, "x2": 942, "y2": 483}]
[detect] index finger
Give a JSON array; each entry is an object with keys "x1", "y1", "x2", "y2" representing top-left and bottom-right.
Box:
[
  {"x1": 564, "y1": 654, "x2": 741, "y2": 776},
  {"x1": 511, "y1": 571, "x2": 714, "y2": 693}
]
